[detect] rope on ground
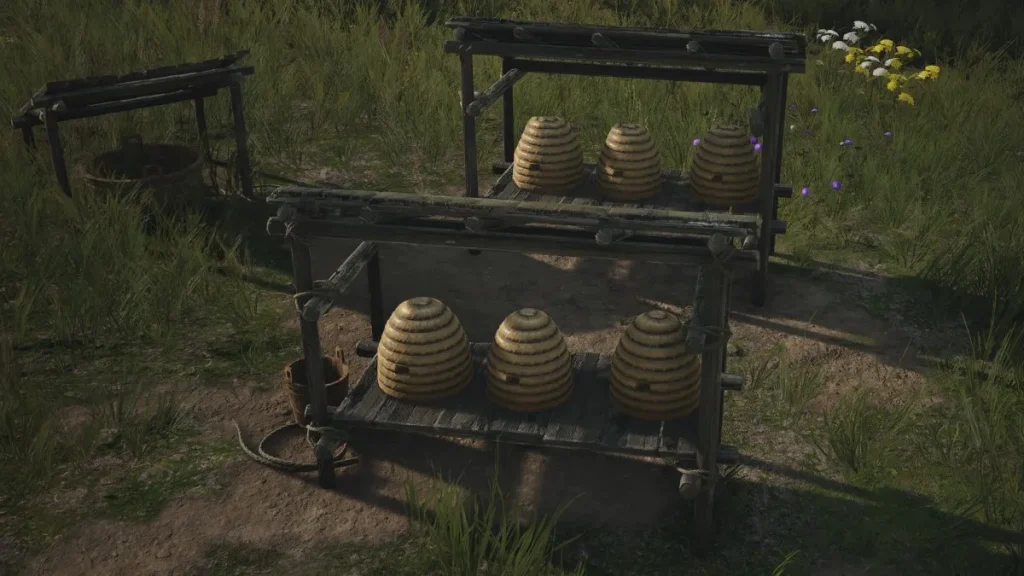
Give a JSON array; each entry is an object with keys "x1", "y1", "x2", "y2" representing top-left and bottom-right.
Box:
[{"x1": 232, "y1": 420, "x2": 359, "y2": 473}]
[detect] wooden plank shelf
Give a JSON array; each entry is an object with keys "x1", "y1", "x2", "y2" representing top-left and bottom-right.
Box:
[
  {"x1": 335, "y1": 352, "x2": 739, "y2": 464},
  {"x1": 443, "y1": 18, "x2": 807, "y2": 73},
  {"x1": 483, "y1": 163, "x2": 788, "y2": 238}
]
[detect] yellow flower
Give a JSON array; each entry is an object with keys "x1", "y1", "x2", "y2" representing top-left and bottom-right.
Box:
[
  {"x1": 844, "y1": 47, "x2": 863, "y2": 63},
  {"x1": 915, "y1": 70, "x2": 932, "y2": 80},
  {"x1": 897, "y1": 92, "x2": 915, "y2": 105},
  {"x1": 879, "y1": 39, "x2": 895, "y2": 49},
  {"x1": 886, "y1": 74, "x2": 908, "y2": 91},
  {"x1": 855, "y1": 65, "x2": 871, "y2": 76},
  {"x1": 924, "y1": 64, "x2": 941, "y2": 80},
  {"x1": 896, "y1": 45, "x2": 914, "y2": 56},
  {"x1": 886, "y1": 58, "x2": 903, "y2": 71},
  {"x1": 869, "y1": 43, "x2": 887, "y2": 54}
]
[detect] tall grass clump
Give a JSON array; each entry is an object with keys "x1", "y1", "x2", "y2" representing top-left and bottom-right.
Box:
[
  {"x1": 816, "y1": 390, "x2": 915, "y2": 482},
  {"x1": 931, "y1": 318, "x2": 1024, "y2": 565},
  {"x1": 406, "y1": 475, "x2": 584, "y2": 576},
  {"x1": 6, "y1": 0, "x2": 1022, "y2": 338}
]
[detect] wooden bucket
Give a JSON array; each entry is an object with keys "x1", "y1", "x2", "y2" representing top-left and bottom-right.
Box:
[{"x1": 283, "y1": 348, "x2": 350, "y2": 426}]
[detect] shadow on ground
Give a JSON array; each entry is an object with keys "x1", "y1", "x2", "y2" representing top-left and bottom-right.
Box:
[
  {"x1": 333, "y1": 429, "x2": 1021, "y2": 575},
  {"x1": 305, "y1": 238, "x2": 954, "y2": 375}
]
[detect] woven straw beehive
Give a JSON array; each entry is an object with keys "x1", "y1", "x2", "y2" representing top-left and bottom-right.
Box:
[
  {"x1": 610, "y1": 310, "x2": 701, "y2": 421},
  {"x1": 377, "y1": 297, "x2": 473, "y2": 402},
  {"x1": 597, "y1": 123, "x2": 663, "y2": 200},
  {"x1": 512, "y1": 117, "x2": 584, "y2": 195},
  {"x1": 487, "y1": 308, "x2": 573, "y2": 413},
  {"x1": 690, "y1": 125, "x2": 761, "y2": 206}
]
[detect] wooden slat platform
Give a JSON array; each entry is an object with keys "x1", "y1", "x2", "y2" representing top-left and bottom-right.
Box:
[{"x1": 334, "y1": 351, "x2": 737, "y2": 463}]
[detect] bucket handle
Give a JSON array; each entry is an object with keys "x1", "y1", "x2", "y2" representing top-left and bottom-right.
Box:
[{"x1": 332, "y1": 346, "x2": 346, "y2": 365}]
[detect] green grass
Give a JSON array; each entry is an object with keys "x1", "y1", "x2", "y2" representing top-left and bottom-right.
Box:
[{"x1": 2, "y1": 0, "x2": 1024, "y2": 574}]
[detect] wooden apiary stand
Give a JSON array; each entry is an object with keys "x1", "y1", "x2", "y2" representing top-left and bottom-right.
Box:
[
  {"x1": 10, "y1": 50, "x2": 257, "y2": 199},
  {"x1": 446, "y1": 17, "x2": 806, "y2": 307},
  {"x1": 267, "y1": 185, "x2": 760, "y2": 553},
  {"x1": 265, "y1": 17, "x2": 806, "y2": 555}
]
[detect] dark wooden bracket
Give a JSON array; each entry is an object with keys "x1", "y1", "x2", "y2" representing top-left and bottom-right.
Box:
[
  {"x1": 512, "y1": 27, "x2": 541, "y2": 43},
  {"x1": 591, "y1": 33, "x2": 618, "y2": 49},
  {"x1": 464, "y1": 216, "x2": 509, "y2": 233},
  {"x1": 465, "y1": 68, "x2": 527, "y2": 117},
  {"x1": 595, "y1": 227, "x2": 634, "y2": 246}
]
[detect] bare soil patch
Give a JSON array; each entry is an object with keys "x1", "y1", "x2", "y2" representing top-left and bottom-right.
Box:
[{"x1": 22, "y1": 241, "x2": 938, "y2": 575}]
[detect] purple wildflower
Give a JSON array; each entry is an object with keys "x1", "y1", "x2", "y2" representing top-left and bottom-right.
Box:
[
  {"x1": 883, "y1": 131, "x2": 893, "y2": 137},
  {"x1": 692, "y1": 138, "x2": 701, "y2": 146},
  {"x1": 805, "y1": 129, "x2": 813, "y2": 136},
  {"x1": 840, "y1": 138, "x2": 853, "y2": 146},
  {"x1": 790, "y1": 103, "x2": 797, "y2": 110},
  {"x1": 754, "y1": 143, "x2": 763, "y2": 152},
  {"x1": 801, "y1": 186, "x2": 810, "y2": 197},
  {"x1": 831, "y1": 179, "x2": 842, "y2": 191},
  {"x1": 750, "y1": 136, "x2": 759, "y2": 145}
]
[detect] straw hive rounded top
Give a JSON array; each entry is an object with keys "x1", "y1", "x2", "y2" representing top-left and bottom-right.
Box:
[
  {"x1": 513, "y1": 117, "x2": 584, "y2": 194},
  {"x1": 690, "y1": 124, "x2": 760, "y2": 205},
  {"x1": 609, "y1": 310, "x2": 701, "y2": 421},
  {"x1": 487, "y1": 308, "x2": 573, "y2": 413},
  {"x1": 377, "y1": 297, "x2": 472, "y2": 402},
  {"x1": 598, "y1": 123, "x2": 663, "y2": 200}
]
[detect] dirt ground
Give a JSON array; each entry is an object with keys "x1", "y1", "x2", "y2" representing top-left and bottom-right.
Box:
[{"x1": 22, "y1": 239, "x2": 940, "y2": 575}]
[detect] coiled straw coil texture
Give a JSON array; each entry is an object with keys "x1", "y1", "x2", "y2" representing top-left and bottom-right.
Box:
[
  {"x1": 690, "y1": 125, "x2": 761, "y2": 206},
  {"x1": 487, "y1": 308, "x2": 573, "y2": 413},
  {"x1": 512, "y1": 116, "x2": 584, "y2": 195},
  {"x1": 597, "y1": 123, "x2": 663, "y2": 200},
  {"x1": 610, "y1": 310, "x2": 701, "y2": 421},
  {"x1": 377, "y1": 297, "x2": 473, "y2": 403}
]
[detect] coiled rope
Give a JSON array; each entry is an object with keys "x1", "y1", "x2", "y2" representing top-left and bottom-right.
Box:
[{"x1": 232, "y1": 420, "x2": 359, "y2": 473}]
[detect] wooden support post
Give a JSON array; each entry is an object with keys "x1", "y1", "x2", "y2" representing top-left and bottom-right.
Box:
[
  {"x1": 751, "y1": 72, "x2": 784, "y2": 307},
  {"x1": 769, "y1": 73, "x2": 790, "y2": 255},
  {"x1": 289, "y1": 237, "x2": 335, "y2": 488},
  {"x1": 694, "y1": 260, "x2": 728, "y2": 554},
  {"x1": 461, "y1": 50, "x2": 482, "y2": 256},
  {"x1": 501, "y1": 58, "x2": 516, "y2": 163},
  {"x1": 20, "y1": 126, "x2": 36, "y2": 149},
  {"x1": 42, "y1": 105, "x2": 72, "y2": 197},
  {"x1": 459, "y1": 51, "x2": 479, "y2": 198},
  {"x1": 193, "y1": 95, "x2": 212, "y2": 165},
  {"x1": 719, "y1": 275, "x2": 732, "y2": 440},
  {"x1": 228, "y1": 77, "x2": 256, "y2": 199},
  {"x1": 367, "y1": 251, "x2": 385, "y2": 341}
]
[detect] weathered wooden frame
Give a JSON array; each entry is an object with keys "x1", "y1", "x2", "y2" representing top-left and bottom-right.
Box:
[
  {"x1": 444, "y1": 18, "x2": 806, "y2": 307},
  {"x1": 267, "y1": 187, "x2": 755, "y2": 552},
  {"x1": 10, "y1": 50, "x2": 257, "y2": 199}
]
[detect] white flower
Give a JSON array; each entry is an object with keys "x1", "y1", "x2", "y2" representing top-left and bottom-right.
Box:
[
  {"x1": 843, "y1": 31, "x2": 860, "y2": 45},
  {"x1": 884, "y1": 58, "x2": 898, "y2": 67},
  {"x1": 864, "y1": 56, "x2": 880, "y2": 63},
  {"x1": 872, "y1": 67, "x2": 888, "y2": 77},
  {"x1": 859, "y1": 60, "x2": 876, "y2": 69},
  {"x1": 790, "y1": 124, "x2": 796, "y2": 131},
  {"x1": 852, "y1": 20, "x2": 871, "y2": 32},
  {"x1": 831, "y1": 40, "x2": 850, "y2": 51},
  {"x1": 817, "y1": 29, "x2": 839, "y2": 43}
]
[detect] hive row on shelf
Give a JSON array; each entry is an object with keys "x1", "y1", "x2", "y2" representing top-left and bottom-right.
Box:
[
  {"x1": 377, "y1": 297, "x2": 705, "y2": 421},
  {"x1": 512, "y1": 116, "x2": 765, "y2": 207}
]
